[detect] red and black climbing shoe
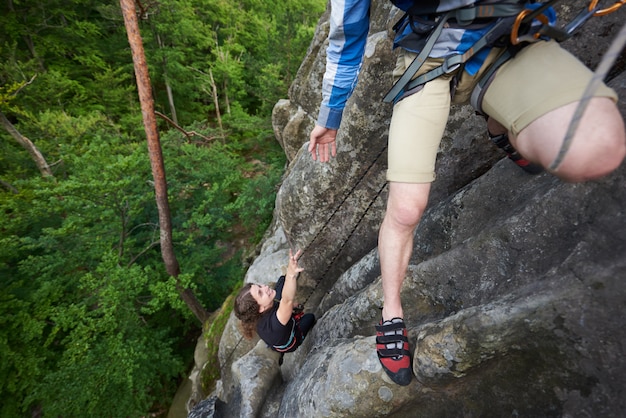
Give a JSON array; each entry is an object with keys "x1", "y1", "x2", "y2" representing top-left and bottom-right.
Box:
[
  {"x1": 375, "y1": 318, "x2": 412, "y2": 386},
  {"x1": 489, "y1": 131, "x2": 543, "y2": 175}
]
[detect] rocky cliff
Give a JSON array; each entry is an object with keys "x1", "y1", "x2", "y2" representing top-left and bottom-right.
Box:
[{"x1": 189, "y1": 1, "x2": 626, "y2": 417}]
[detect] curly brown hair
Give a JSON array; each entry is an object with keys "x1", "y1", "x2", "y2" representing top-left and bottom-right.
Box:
[{"x1": 234, "y1": 283, "x2": 263, "y2": 340}]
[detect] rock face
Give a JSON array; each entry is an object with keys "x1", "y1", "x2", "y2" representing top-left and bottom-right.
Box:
[{"x1": 190, "y1": 2, "x2": 626, "y2": 417}]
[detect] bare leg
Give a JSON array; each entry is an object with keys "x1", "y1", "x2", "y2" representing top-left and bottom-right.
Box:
[
  {"x1": 379, "y1": 181, "x2": 431, "y2": 321},
  {"x1": 487, "y1": 117, "x2": 507, "y2": 137},
  {"x1": 500, "y1": 97, "x2": 625, "y2": 182}
]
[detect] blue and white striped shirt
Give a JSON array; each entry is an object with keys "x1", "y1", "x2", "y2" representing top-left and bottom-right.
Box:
[{"x1": 317, "y1": 0, "x2": 372, "y2": 130}]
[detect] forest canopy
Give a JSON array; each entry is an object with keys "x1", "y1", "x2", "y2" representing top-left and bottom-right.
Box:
[{"x1": 0, "y1": 0, "x2": 325, "y2": 416}]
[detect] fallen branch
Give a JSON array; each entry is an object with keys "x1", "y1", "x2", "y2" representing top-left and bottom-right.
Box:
[
  {"x1": 0, "y1": 178, "x2": 18, "y2": 193},
  {"x1": 155, "y1": 111, "x2": 216, "y2": 142}
]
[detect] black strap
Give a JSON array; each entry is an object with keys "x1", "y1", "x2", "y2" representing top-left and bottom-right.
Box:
[
  {"x1": 469, "y1": 44, "x2": 519, "y2": 113},
  {"x1": 383, "y1": 0, "x2": 565, "y2": 104},
  {"x1": 376, "y1": 334, "x2": 409, "y2": 344},
  {"x1": 377, "y1": 347, "x2": 411, "y2": 358},
  {"x1": 521, "y1": 0, "x2": 561, "y2": 24},
  {"x1": 532, "y1": 0, "x2": 599, "y2": 43},
  {"x1": 383, "y1": 11, "x2": 453, "y2": 104},
  {"x1": 375, "y1": 320, "x2": 407, "y2": 333},
  {"x1": 454, "y1": 2, "x2": 527, "y2": 25}
]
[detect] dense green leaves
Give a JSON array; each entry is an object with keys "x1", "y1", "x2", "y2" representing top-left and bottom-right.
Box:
[
  {"x1": 0, "y1": 0, "x2": 326, "y2": 131},
  {"x1": 0, "y1": 0, "x2": 324, "y2": 415},
  {"x1": 26, "y1": 255, "x2": 183, "y2": 417},
  {"x1": 0, "y1": 120, "x2": 286, "y2": 416}
]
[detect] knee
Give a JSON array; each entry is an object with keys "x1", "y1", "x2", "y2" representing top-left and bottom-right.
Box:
[
  {"x1": 385, "y1": 182, "x2": 431, "y2": 229},
  {"x1": 386, "y1": 199, "x2": 427, "y2": 229}
]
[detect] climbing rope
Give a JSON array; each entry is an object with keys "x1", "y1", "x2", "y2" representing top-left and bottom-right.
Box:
[
  {"x1": 223, "y1": 143, "x2": 388, "y2": 366},
  {"x1": 223, "y1": 0, "x2": 626, "y2": 367},
  {"x1": 288, "y1": 143, "x2": 389, "y2": 307}
]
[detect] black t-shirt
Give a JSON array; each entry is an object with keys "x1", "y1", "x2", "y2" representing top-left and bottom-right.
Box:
[{"x1": 256, "y1": 276, "x2": 300, "y2": 352}]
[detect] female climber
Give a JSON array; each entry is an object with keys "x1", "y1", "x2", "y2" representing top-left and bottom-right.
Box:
[{"x1": 234, "y1": 249, "x2": 316, "y2": 357}]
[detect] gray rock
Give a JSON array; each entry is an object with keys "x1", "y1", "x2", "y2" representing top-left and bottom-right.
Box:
[{"x1": 190, "y1": 1, "x2": 626, "y2": 417}]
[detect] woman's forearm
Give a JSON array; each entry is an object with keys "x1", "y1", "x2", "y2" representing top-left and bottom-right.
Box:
[{"x1": 275, "y1": 250, "x2": 304, "y2": 325}]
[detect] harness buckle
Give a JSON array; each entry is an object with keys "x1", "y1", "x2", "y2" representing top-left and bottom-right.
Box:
[{"x1": 442, "y1": 59, "x2": 461, "y2": 74}]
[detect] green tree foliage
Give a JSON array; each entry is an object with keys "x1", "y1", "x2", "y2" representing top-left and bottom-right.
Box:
[
  {"x1": 1, "y1": 116, "x2": 290, "y2": 415},
  {"x1": 1, "y1": 0, "x2": 324, "y2": 127},
  {"x1": 26, "y1": 254, "x2": 184, "y2": 417},
  {"x1": 0, "y1": 0, "x2": 325, "y2": 415}
]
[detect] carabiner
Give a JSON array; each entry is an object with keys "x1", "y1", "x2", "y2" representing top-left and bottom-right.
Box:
[
  {"x1": 510, "y1": 9, "x2": 550, "y2": 45},
  {"x1": 589, "y1": 0, "x2": 625, "y2": 16}
]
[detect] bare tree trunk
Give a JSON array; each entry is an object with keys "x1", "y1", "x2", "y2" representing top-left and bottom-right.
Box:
[
  {"x1": 0, "y1": 112, "x2": 54, "y2": 178},
  {"x1": 208, "y1": 69, "x2": 224, "y2": 139},
  {"x1": 165, "y1": 81, "x2": 178, "y2": 126},
  {"x1": 120, "y1": 0, "x2": 209, "y2": 324},
  {"x1": 223, "y1": 79, "x2": 231, "y2": 115},
  {"x1": 155, "y1": 32, "x2": 179, "y2": 126}
]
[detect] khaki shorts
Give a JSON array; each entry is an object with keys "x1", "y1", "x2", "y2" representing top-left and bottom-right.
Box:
[{"x1": 387, "y1": 40, "x2": 618, "y2": 183}]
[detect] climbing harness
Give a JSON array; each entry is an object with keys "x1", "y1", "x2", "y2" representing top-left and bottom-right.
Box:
[
  {"x1": 384, "y1": 0, "x2": 625, "y2": 105},
  {"x1": 384, "y1": 15, "x2": 523, "y2": 103}
]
